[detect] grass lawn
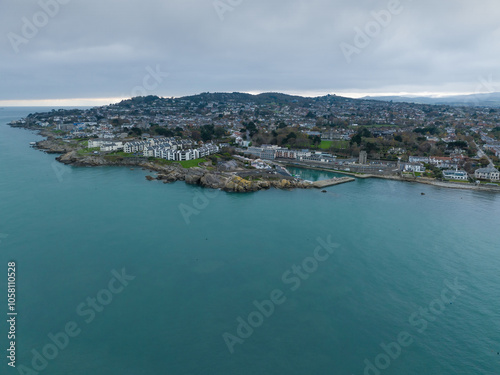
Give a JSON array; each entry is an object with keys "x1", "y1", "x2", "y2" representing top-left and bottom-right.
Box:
[
  {"x1": 319, "y1": 141, "x2": 332, "y2": 150},
  {"x1": 319, "y1": 140, "x2": 349, "y2": 150},
  {"x1": 77, "y1": 147, "x2": 100, "y2": 155},
  {"x1": 146, "y1": 157, "x2": 208, "y2": 168},
  {"x1": 179, "y1": 158, "x2": 207, "y2": 168},
  {"x1": 108, "y1": 151, "x2": 136, "y2": 157},
  {"x1": 150, "y1": 158, "x2": 173, "y2": 165}
]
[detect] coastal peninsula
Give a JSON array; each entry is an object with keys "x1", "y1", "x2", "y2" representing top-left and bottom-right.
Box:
[{"x1": 9, "y1": 92, "x2": 500, "y2": 193}]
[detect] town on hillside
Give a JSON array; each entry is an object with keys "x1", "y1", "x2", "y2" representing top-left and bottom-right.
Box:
[{"x1": 10, "y1": 93, "x2": 500, "y2": 185}]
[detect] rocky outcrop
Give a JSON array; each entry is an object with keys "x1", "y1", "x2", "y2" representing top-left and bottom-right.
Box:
[
  {"x1": 184, "y1": 168, "x2": 206, "y2": 185},
  {"x1": 37, "y1": 139, "x2": 74, "y2": 154},
  {"x1": 57, "y1": 151, "x2": 79, "y2": 164},
  {"x1": 157, "y1": 169, "x2": 186, "y2": 183},
  {"x1": 224, "y1": 176, "x2": 260, "y2": 192},
  {"x1": 200, "y1": 173, "x2": 228, "y2": 189},
  {"x1": 50, "y1": 149, "x2": 315, "y2": 193}
]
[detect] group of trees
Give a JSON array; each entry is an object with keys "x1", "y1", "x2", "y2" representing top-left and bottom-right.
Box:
[
  {"x1": 326, "y1": 125, "x2": 477, "y2": 161},
  {"x1": 249, "y1": 126, "x2": 322, "y2": 149},
  {"x1": 413, "y1": 126, "x2": 441, "y2": 136},
  {"x1": 191, "y1": 125, "x2": 227, "y2": 142},
  {"x1": 150, "y1": 125, "x2": 184, "y2": 138}
]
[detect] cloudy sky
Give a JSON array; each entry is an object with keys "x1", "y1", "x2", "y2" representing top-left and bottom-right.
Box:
[{"x1": 1, "y1": 0, "x2": 500, "y2": 105}]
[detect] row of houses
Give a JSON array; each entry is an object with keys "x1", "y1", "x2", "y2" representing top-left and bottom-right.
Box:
[
  {"x1": 88, "y1": 137, "x2": 194, "y2": 153},
  {"x1": 87, "y1": 137, "x2": 219, "y2": 161},
  {"x1": 145, "y1": 143, "x2": 219, "y2": 161},
  {"x1": 124, "y1": 138, "x2": 193, "y2": 154},
  {"x1": 408, "y1": 156, "x2": 463, "y2": 169},
  {"x1": 245, "y1": 145, "x2": 337, "y2": 163},
  {"x1": 88, "y1": 139, "x2": 124, "y2": 152},
  {"x1": 403, "y1": 163, "x2": 499, "y2": 182},
  {"x1": 401, "y1": 164, "x2": 469, "y2": 181}
]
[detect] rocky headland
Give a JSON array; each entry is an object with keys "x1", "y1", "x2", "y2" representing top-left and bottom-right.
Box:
[{"x1": 33, "y1": 138, "x2": 313, "y2": 193}]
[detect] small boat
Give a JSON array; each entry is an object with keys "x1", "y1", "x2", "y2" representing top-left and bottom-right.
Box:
[{"x1": 29, "y1": 142, "x2": 37, "y2": 147}]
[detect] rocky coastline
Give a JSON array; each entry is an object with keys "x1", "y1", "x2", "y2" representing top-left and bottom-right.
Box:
[
  {"x1": 28, "y1": 133, "x2": 314, "y2": 193},
  {"x1": 20, "y1": 126, "x2": 500, "y2": 194}
]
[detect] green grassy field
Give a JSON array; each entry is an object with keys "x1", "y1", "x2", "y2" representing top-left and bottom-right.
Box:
[
  {"x1": 107, "y1": 151, "x2": 136, "y2": 157},
  {"x1": 319, "y1": 140, "x2": 349, "y2": 150},
  {"x1": 77, "y1": 147, "x2": 100, "y2": 155},
  {"x1": 179, "y1": 158, "x2": 207, "y2": 168},
  {"x1": 146, "y1": 157, "x2": 208, "y2": 168}
]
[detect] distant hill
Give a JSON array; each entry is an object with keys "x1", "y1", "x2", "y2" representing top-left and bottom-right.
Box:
[
  {"x1": 362, "y1": 92, "x2": 500, "y2": 107},
  {"x1": 116, "y1": 92, "x2": 361, "y2": 108},
  {"x1": 116, "y1": 91, "x2": 500, "y2": 109}
]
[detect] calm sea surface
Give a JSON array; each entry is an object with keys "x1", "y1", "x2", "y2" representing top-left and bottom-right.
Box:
[{"x1": 1, "y1": 108, "x2": 499, "y2": 375}]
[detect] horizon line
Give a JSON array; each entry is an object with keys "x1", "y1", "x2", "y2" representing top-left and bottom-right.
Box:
[{"x1": 0, "y1": 90, "x2": 483, "y2": 107}]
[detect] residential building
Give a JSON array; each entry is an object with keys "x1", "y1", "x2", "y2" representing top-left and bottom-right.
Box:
[
  {"x1": 443, "y1": 169, "x2": 468, "y2": 181},
  {"x1": 402, "y1": 162, "x2": 426, "y2": 173},
  {"x1": 475, "y1": 166, "x2": 500, "y2": 181}
]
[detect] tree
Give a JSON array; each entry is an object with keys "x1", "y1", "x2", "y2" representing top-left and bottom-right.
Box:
[
  {"x1": 154, "y1": 127, "x2": 174, "y2": 137},
  {"x1": 245, "y1": 121, "x2": 258, "y2": 137},
  {"x1": 365, "y1": 142, "x2": 379, "y2": 153},
  {"x1": 201, "y1": 124, "x2": 215, "y2": 142},
  {"x1": 350, "y1": 133, "x2": 362, "y2": 145},
  {"x1": 214, "y1": 127, "x2": 226, "y2": 138},
  {"x1": 479, "y1": 156, "x2": 490, "y2": 167},
  {"x1": 191, "y1": 130, "x2": 201, "y2": 142},
  {"x1": 129, "y1": 127, "x2": 142, "y2": 136}
]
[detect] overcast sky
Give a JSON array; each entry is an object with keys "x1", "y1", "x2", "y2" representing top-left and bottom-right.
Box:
[{"x1": 2, "y1": 0, "x2": 500, "y2": 105}]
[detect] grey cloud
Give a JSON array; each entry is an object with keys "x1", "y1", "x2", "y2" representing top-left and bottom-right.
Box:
[{"x1": 1, "y1": 0, "x2": 500, "y2": 102}]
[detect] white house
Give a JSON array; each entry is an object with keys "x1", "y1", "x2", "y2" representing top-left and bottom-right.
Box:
[
  {"x1": 402, "y1": 162, "x2": 426, "y2": 173},
  {"x1": 88, "y1": 139, "x2": 108, "y2": 148},
  {"x1": 409, "y1": 156, "x2": 429, "y2": 163},
  {"x1": 443, "y1": 169, "x2": 468, "y2": 181},
  {"x1": 100, "y1": 141, "x2": 124, "y2": 152},
  {"x1": 475, "y1": 166, "x2": 500, "y2": 181}
]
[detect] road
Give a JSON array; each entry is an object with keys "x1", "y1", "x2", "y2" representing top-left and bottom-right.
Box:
[{"x1": 474, "y1": 141, "x2": 494, "y2": 166}]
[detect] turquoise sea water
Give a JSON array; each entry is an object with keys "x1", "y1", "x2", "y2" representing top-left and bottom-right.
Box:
[{"x1": 1, "y1": 108, "x2": 499, "y2": 375}]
